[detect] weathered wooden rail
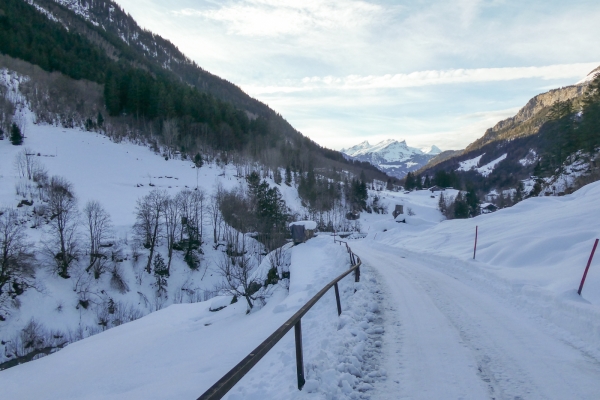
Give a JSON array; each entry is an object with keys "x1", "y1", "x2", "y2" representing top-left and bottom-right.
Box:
[{"x1": 197, "y1": 242, "x2": 361, "y2": 400}]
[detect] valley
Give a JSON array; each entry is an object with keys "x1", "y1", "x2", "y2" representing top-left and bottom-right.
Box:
[{"x1": 1, "y1": 0, "x2": 600, "y2": 399}]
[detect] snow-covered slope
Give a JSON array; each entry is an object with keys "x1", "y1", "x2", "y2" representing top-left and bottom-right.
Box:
[
  {"x1": 0, "y1": 237, "x2": 385, "y2": 400},
  {"x1": 353, "y1": 183, "x2": 600, "y2": 398},
  {"x1": 577, "y1": 65, "x2": 600, "y2": 85},
  {"x1": 341, "y1": 139, "x2": 441, "y2": 179},
  {"x1": 456, "y1": 153, "x2": 507, "y2": 177},
  {"x1": 0, "y1": 67, "x2": 310, "y2": 370}
]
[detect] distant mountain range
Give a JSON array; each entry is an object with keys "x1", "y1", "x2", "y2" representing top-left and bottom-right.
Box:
[{"x1": 341, "y1": 139, "x2": 441, "y2": 179}]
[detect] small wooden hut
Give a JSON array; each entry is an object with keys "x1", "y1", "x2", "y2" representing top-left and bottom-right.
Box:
[
  {"x1": 392, "y1": 205, "x2": 404, "y2": 218},
  {"x1": 289, "y1": 221, "x2": 317, "y2": 245}
]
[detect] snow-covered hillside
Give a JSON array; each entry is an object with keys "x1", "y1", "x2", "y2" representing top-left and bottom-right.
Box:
[
  {"x1": 342, "y1": 139, "x2": 441, "y2": 179},
  {"x1": 0, "y1": 68, "x2": 312, "y2": 370},
  {"x1": 457, "y1": 152, "x2": 508, "y2": 177},
  {"x1": 0, "y1": 237, "x2": 385, "y2": 400}
]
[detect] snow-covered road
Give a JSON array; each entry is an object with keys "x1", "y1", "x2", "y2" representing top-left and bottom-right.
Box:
[{"x1": 353, "y1": 241, "x2": 600, "y2": 400}]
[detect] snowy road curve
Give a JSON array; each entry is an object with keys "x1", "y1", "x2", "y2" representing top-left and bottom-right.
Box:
[{"x1": 353, "y1": 241, "x2": 600, "y2": 400}]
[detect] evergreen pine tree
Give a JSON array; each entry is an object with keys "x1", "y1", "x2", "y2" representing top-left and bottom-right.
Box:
[
  {"x1": 360, "y1": 170, "x2": 366, "y2": 183},
  {"x1": 514, "y1": 182, "x2": 524, "y2": 203},
  {"x1": 10, "y1": 123, "x2": 23, "y2": 145},
  {"x1": 453, "y1": 192, "x2": 469, "y2": 219},
  {"x1": 153, "y1": 253, "x2": 168, "y2": 296},
  {"x1": 415, "y1": 175, "x2": 423, "y2": 190},
  {"x1": 580, "y1": 76, "x2": 600, "y2": 153},
  {"x1": 85, "y1": 118, "x2": 95, "y2": 131},
  {"x1": 153, "y1": 253, "x2": 169, "y2": 277},
  {"x1": 424, "y1": 175, "x2": 431, "y2": 188},
  {"x1": 438, "y1": 192, "x2": 446, "y2": 213},
  {"x1": 497, "y1": 193, "x2": 506, "y2": 209},
  {"x1": 273, "y1": 168, "x2": 282, "y2": 185},
  {"x1": 465, "y1": 185, "x2": 479, "y2": 216},
  {"x1": 405, "y1": 172, "x2": 415, "y2": 190},
  {"x1": 194, "y1": 153, "x2": 204, "y2": 168}
]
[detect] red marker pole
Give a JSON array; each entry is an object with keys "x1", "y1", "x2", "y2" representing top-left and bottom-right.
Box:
[
  {"x1": 578, "y1": 238, "x2": 599, "y2": 296},
  {"x1": 473, "y1": 225, "x2": 478, "y2": 260}
]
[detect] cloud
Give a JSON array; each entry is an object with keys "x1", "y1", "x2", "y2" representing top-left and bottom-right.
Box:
[
  {"x1": 242, "y1": 63, "x2": 600, "y2": 95},
  {"x1": 174, "y1": 0, "x2": 383, "y2": 37},
  {"x1": 116, "y1": 0, "x2": 600, "y2": 153}
]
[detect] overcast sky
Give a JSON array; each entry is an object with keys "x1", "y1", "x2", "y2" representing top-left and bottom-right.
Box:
[{"x1": 115, "y1": 0, "x2": 600, "y2": 152}]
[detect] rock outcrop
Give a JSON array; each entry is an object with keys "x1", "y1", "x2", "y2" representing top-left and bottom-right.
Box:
[{"x1": 465, "y1": 83, "x2": 589, "y2": 153}]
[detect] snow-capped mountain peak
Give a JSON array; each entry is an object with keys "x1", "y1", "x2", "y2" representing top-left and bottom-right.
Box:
[
  {"x1": 341, "y1": 139, "x2": 442, "y2": 178},
  {"x1": 426, "y1": 145, "x2": 442, "y2": 155},
  {"x1": 341, "y1": 140, "x2": 371, "y2": 155}
]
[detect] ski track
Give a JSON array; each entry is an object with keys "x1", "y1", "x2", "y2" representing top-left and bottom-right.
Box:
[{"x1": 353, "y1": 241, "x2": 600, "y2": 400}]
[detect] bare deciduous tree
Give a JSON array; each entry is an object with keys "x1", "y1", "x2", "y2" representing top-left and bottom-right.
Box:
[
  {"x1": 134, "y1": 189, "x2": 167, "y2": 274},
  {"x1": 176, "y1": 188, "x2": 206, "y2": 254},
  {"x1": 162, "y1": 194, "x2": 181, "y2": 273},
  {"x1": 14, "y1": 148, "x2": 44, "y2": 181},
  {"x1": 217, "y1": 234, "x2": 260, "y2": 311},
  {"x1": 209, "y1": 183, "x2": 224, "y2": 245},
  {"x1": 162, "y1": 119, "x2": 178, "y2": 159},
  {"x1": 0, "y1": 208, "x2": 35, "y2": 316},
  {"x1": 45, "y1": 176, "x2": 79, "y2": 278},
  {"x1": 83, "y1": 200, "x2": 112, "y2": 278}
]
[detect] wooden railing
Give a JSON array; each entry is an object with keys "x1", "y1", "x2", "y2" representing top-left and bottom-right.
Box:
[{"x1": 197, "y1": 243, "x2": 361, "y2": 400}]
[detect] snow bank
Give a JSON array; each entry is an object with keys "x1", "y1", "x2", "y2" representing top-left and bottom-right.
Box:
[
  {"x1": 370, "y1": 180, "x2": 600, "y2": 355},
  {"x1": 209, "y1": 296, "x2": 234, "y2": 311}
]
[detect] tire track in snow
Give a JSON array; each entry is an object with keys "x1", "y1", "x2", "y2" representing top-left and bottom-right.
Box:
[
  {"x1": 356, "y1": 246, "x2": 490, "y2": 400},
  {"x1": 354, "y1": 241, "x2": 600, "y2": 400}
]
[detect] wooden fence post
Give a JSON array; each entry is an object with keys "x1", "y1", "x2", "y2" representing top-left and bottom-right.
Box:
[
  {"x1": 473, "y1": 225, "x2": 478, "y2": 260},
  {"x1": 334, "y1": 283, "x2": 342, "y2": 316},
  {"x1": 578, "y1": 238, "x2": 599, "y2": 296},
  {"x1": 294, "y1": 321, "x2": 305, "y2": 390}
]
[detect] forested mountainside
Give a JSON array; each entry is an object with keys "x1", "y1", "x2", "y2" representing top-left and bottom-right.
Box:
[
  {"x1": 407, "y1": 72, "x2": 600, "y2": 219},
  {"x1": 0, "y1": 0, "x2": 390, "y2": 184}
]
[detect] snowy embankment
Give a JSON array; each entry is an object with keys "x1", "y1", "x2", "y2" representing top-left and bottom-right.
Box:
[
  {"x1": 0, "y1": 237, "x2": 385, "y2": 399},
  {"x1": 365, "y1": 181, "x2": 600, "y2": 359}
]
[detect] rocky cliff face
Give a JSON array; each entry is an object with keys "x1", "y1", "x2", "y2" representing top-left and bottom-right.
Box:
[{"x1": 465, "y1": 83, "x2": 588, "y2": 153}]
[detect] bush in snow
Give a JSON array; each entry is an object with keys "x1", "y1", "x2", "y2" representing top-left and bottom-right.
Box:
[
  {"x1": 153, "y1": 253, "x2": 168, "y2": 297},
  {"x1": 9, "y1": 123, "x2": 22, "y2": 145},
  {"x1": 1, "y1": 319, "x2": 67, "y2": 370}
]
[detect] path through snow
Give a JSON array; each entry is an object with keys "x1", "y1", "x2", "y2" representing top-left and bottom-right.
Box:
[{"x1": 353, "y1": 241, "x2": 600, "y2": 400}]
